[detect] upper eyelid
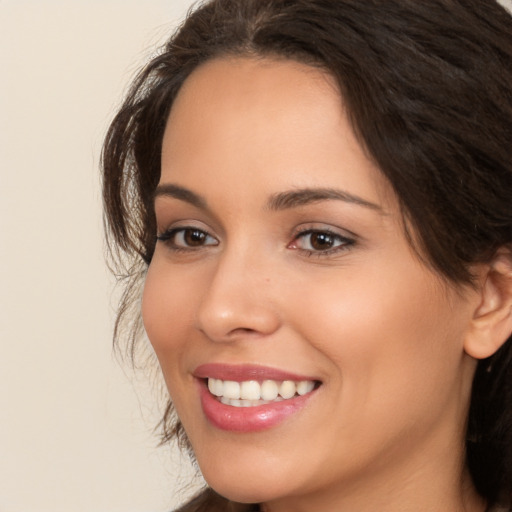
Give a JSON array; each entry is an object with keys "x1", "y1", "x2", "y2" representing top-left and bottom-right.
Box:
[
  {"x1": 155, "y1": 212, "x2": 224, "y2": 238},
  {"x1": 290, "y1": 223, "x2": 358, "y2": 240},
  {"x1": 156, "y1": 219, "x2": 216, "y2": 234},
  {"x1": 153, "y1": 198, "x2": 223, "y2": 236},
  {"x1": 157, "y1": 225, "x2": 217, "y2": 239}
]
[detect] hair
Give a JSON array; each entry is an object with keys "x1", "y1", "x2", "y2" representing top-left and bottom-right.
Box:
[{"x1": 101, "y1": 0, "x2": 512, "y2": 509}]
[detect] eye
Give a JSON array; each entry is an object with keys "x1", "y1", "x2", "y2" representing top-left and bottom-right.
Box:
[
  {"x1": 156, "y1": 227, "x2": 218, "y2": 250},
  {"x1": 289, "y1": 229, "x2": 354, "y2": 255}
]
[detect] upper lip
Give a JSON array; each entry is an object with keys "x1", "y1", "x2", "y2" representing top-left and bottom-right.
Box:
[{"x1": 194, "y1": 363, "x2": 319, "y2": 382}]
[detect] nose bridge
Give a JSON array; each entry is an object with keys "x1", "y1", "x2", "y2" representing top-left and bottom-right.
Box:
[{"x1": 195, "y1": 241, "x2": 280, "y2": 342}]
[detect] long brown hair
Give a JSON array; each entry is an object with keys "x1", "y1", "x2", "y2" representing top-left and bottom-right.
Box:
[{"x1": 102, "y1": 0, "x2": 512, "y2": 508}]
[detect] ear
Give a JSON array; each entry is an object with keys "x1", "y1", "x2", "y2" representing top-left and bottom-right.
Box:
[{"x1": 464, "y1": 248, "x2": 512, "y2": 360}]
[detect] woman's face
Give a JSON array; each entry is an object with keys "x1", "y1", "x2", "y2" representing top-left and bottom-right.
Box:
[{"x1": 143, "y1": 57, "x2": 481, "y2": 508}]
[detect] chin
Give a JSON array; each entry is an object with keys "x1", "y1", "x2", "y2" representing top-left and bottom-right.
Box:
[
  {"x1": 196, "y1": 450, "x2": 294, "y2": 504},
  {"x1": 205, "y1": 478, "x2": 279, "y2": 505}
]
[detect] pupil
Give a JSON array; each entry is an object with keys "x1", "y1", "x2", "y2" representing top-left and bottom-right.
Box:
[
  {"x1": 311, "y1": 232, "x2": 333, "y2": 250},
  {"x1": 185, "y1": 230, "x2": 205, "y2": 246}
]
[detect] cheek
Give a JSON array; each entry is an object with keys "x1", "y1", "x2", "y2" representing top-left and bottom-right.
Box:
[
  {"x1": 141, "y1": 261, "x2": 198, "y2": 384},
  {"x1": 292, "y1": 260, "x2": 469, "y2": 412}
]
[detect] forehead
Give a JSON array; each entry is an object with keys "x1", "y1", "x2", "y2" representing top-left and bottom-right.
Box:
[
  {"x1": 169, "y1": 56, "x2": 338, "y2": 116},
  {"x1": 161, "y1": 56, "x2": 392, "y2": 209}
]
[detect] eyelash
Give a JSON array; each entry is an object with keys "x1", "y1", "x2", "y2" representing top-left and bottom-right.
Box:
[
  {"x1": 156, "y1": 227, "x2": 218, "y2": 252},
  {"x1": 155, "y1": 226, "x2": 355, "y2": 257},
  {"x1": 289, "y1": 228, "x2": 355, "y2": 257}
]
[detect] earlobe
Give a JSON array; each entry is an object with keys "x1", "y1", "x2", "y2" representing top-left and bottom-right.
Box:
[{"x1": 464, "y1": 249, "x2": 512, "y2": 360}]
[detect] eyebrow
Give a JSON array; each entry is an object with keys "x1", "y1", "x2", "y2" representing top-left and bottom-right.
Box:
[
  {"x1": 266, "y1": 187, "x2": 383, "y2": 212},
  {"x1": 154, "y1": 183, "x2": 208, "y2": 210},
  {"x1": 154, "y1": 183, "x2": 383, "y2": 213}
]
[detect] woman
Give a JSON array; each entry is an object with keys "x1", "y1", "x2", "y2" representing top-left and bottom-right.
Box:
[{"x1": 102, "y1": 0, "x2": 512, "y2": 510}]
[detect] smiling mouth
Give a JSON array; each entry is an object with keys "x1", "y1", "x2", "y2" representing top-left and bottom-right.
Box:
[{"x1": 206, "y1": 377, "x2": 320, "y2": 407}]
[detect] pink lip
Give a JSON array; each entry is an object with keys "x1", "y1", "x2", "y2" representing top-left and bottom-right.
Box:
[
  {"x1": 194, "y1": 363, "x2": 317, "y2": 382},
  {"x1": 194, "y1": 364, "x2": 319, "y2": 432}
]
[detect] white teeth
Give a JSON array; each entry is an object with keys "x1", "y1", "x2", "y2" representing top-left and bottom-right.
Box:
[
  {"x1": 221, "y1": 397, "x2": 273, "y2": 407},
  {"x1": 207, "y1": 377, "x2": 316, "y2": 405},
  {"x1": 213, "y1": 379, "x2": 224, "y2": 396},
  {"x1": 208, "y1": 378, "x2": 224, "y2": 397},
  {"x1": 260, "y1": 380, "x2": 279, "y2": 401},
  {"x1": 223, "y1": 381, "x2": 240, "y2": 399},
  {"x1": 240, "y1": 380, "x2": 261, "y2": 400},
  {"x1": 297, "y1": 380, "x2": 315, "y2": 396},
  {"x1": 279, "y1": 380, "x2": 296, "y2": 399}
]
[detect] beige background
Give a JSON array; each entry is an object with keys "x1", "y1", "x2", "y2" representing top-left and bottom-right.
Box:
[
  {"x1": 0, "y1": 2, "x2": 201, "y2": 512},
  {"x1": 1, "y1": 1, "x2": 511, "y2": 511}
]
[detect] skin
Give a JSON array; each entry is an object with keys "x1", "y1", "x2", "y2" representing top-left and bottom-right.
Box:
[{"x1": 142, "y1": 57, "x2": 490, "y2": 511}]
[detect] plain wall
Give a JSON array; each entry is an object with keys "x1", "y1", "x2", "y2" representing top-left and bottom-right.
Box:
[
  {"x1": 1, "y1": 1, "x2": 511, "y2": 511},
  {"x1": 0, "y1": 2, "x2": 200, "y2": 512}
]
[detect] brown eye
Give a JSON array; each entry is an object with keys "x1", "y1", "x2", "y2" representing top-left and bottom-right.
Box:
[
  {"x1": 309, "y1": 232, "x2": 336, "y2": 250},
  {"x1": 156, "y1": 227, "x2": 218, "y2": 249},
  {"x1": 290, "y1": 229, "x2": 353, "y2": 255},
  {"x1": 183, "y1": 229, "x2": 208, "y2": 246}
]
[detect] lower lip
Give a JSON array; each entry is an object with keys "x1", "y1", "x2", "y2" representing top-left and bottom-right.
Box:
[{"x1": 198, "y1": 381, "x2": 316, "y2": 432}]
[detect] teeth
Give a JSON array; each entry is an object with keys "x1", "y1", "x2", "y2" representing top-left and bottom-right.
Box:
[
  {"x1": 240, "y1": 380, "x2": 260, "y2": 400},
  {"x1": 208, "y1": 378, "x2": 224, "y2": 397},
  {"x1": 207, "y1": 377, "x2": 316, "y2": 405},
  {"x1": 223, "y1": 381, "x2": 240, "y2": 400},
  {"x1": 297, "y1": 380, "x2": 315, "y2": 395},
  {"x1": 279, "y1": 380, "x2": 296, "y2": 399},
  {"x1": 261, "y1": 380, "x2": 279, "y2": 400}
]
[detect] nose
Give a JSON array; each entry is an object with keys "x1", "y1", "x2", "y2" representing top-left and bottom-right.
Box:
[{"x1": 195, "y1": 248, "x2": 281, "y2": 343}]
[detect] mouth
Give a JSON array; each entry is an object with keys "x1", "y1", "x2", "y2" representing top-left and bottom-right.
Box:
[
  {"x1": 194, "y1": 364, "x2": 322, "y2": 432},
  {"x1": 207, "y1": 377, "x2": 318, "y2": 407}
]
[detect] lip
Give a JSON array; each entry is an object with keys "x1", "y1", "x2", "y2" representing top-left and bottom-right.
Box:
[
  {"x1": 194, "y1": 363, "x2": 318, "y2": 382},
  {"x1": 194, "y1": 364, "x2": 320, "y2": 432}
]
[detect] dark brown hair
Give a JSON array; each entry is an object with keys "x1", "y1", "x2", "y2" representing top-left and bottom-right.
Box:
[{"x1": 102, "y1": 0, "x2": 512, "y2": 509}]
